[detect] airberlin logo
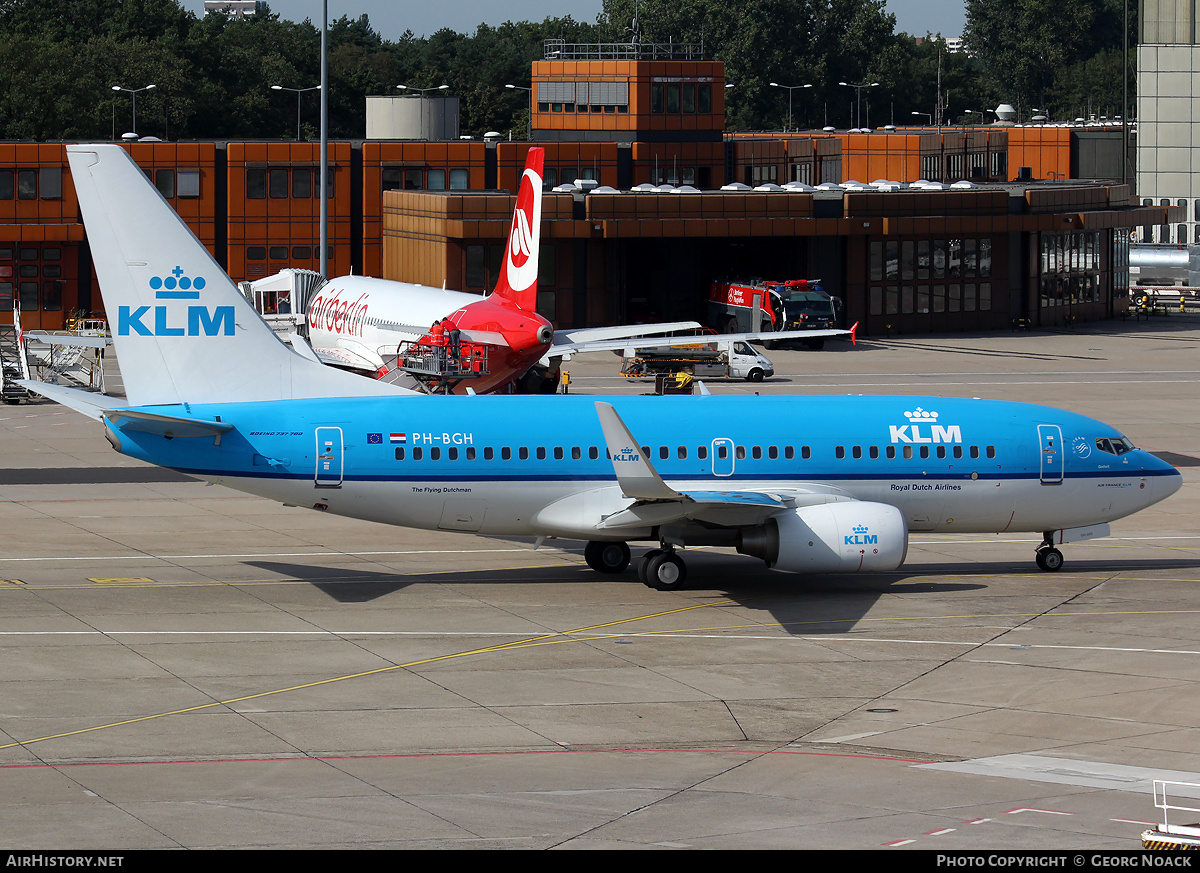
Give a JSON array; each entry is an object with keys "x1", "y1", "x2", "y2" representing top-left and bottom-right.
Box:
[
  {"x1": 504, "y1": 167, "x2": 542, "y2": 293},
  {"x1": 845, "y1": 524, "x2": 877, "y2": 546},
  {"x1": 889, "y1": 407, "x2": 962, "y2": 444},
  {"x1": 118, "y1": 267, "x2": 235, "y2": 337}
]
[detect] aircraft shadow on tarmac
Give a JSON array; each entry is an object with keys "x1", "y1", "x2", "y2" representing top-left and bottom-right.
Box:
[{"x1": 246, "y1": 548, "x2": 1200, "y2": 637}]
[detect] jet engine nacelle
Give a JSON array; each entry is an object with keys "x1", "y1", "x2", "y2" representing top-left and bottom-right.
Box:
[{"x1": 739, "y1": 502, "x2": 909, "y2": 574}]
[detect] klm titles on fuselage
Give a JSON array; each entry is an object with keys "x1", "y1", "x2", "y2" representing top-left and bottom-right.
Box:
[
  {"x1": 889, "y1": 408, "x2": 961, "y2": 444},
  {"x1": 117, "y1": 268, "x2": 235, "y2": 337}
]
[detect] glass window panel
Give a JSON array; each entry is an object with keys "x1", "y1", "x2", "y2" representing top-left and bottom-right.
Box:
[
  {"x1": 178, "y1": 170, "x2": 200, "y2": 198},
  {"x1": 40, "y1": 167, "x2": 62, "y2": 200},
  {"x1": 269, "y1": 168, "x2": 289, "y2": 198},
  {"x1": 246, "y1": 168, "x2": 266, "y2": 198},
  {"x1": 154, "y1": 169, "x2": 174, "y2": 199},
  {"x1": 292, "y1": 168, "x2": 311, "y2": 198}
]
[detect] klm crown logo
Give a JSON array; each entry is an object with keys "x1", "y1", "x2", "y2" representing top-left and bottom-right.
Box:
[
  {"x1": 890, "y1": 405, "x2": 961, "y2": 445},
  {"x1": 118, "y1": 266, "x2": 234, "y2": 337},
  {"x1": 614, "y1": 444, "x2": 640, "y2": 462},
  {"x1": 845, "y1": 524, "x2": 878, "y2": 546}
]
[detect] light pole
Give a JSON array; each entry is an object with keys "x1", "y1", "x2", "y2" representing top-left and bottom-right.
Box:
[
  {"x1": 838, "y1": 81, "x2": 878, "y2": 129},
  {"x1": 270, "y1": 84, "x2": 321, "y2": 141},
  {"x1": 505, "y1": 84, "x2": 532, "y2": 140},
  {"x1": 397, "y1": 84, "x2": 449, "y2": 139},
  {"x1": 768, "y1": 82, "x2": 812, "y2": 131},
  {"x1": 111, "y1": 84, "x2": 156, "y2": 138},
  {"x1": 911, "y1": 111, "x2": 933, "y2": 125}
]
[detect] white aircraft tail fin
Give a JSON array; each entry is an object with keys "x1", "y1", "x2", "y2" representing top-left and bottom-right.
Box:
[
  {"x1": 491, "y1": 147, "x2": 543, "y2": 313},
  {"x1": 65, "y1": 144, "x2": 410, "y2": 406}
]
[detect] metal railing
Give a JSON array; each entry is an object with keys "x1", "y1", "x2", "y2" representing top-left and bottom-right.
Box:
[
  {"x1": 1152, "y1": 780, "x2": 1200, "y2": 836},
  {"x1": 543, "y1": 39, "x2": 705, "y2": 61}
]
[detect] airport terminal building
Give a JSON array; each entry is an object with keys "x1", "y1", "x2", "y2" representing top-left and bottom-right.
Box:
[{"x1": 0, "y1": 41, "x2": 1174, "y2": 337}]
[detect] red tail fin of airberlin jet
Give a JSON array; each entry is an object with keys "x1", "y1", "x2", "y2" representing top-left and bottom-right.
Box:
[{"x1": 491, "y1": 147, "x2": 544, "y2": 313}]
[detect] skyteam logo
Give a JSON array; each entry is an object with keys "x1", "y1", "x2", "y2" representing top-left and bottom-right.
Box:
[
  {"x1": 118, "y1": 266, "x2": 235, "y2": 337},
  {"x1": 845, "y1": 524, "x2": 878, "y2": 546},
  {"x1": 889, "y1": 407, "x2": 962, "y2": 444}
]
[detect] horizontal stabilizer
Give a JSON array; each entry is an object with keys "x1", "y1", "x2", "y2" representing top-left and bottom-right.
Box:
[
  {"x1": 18, "y1": 380, "x2": 126, "y2": 421},
  {"x1": 103, "y1": 409, "x2": 234, "y2": 439}
]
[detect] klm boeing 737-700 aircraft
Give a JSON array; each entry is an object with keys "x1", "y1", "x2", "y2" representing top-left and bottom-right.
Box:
[{"x1": 21, "y1": 145, "x2": 1183, "y2": 590}]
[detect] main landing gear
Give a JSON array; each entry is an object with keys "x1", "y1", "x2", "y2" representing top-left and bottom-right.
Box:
[
  {"x1": 583, "y1": 540, "x2": 689, "y2": 591},
  {"x1": 1035, "y1": 532, "x2": 1064, "y2": 572}
]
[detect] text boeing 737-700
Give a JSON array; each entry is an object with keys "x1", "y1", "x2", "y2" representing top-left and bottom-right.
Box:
[{"x1": 20, "y1": 144, "x2": 1182, "y2": 590}]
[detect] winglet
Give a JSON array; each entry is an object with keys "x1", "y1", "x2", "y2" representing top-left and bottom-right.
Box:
[
  {"x1": 491, "y1": 147, "x2": 543, "y2": 312},
  {"x1": 594, "y1": 401, "x2": 681, "y2": 501},
  {"x1": 850, "y1": 320, "x2": 858, "y2": 345}
]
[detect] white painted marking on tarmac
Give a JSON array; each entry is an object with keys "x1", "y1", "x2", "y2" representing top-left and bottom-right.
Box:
[
  {"x1": 919, "y1": 755, "x2": 1200, "y2": 795},
  {"x1": 0, "y1": 547, "x2": 537, "y2": 562}
]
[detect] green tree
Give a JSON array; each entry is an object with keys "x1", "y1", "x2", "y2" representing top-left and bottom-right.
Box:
[
  {"x1": 600, "y1": 0, "x2": 899, "y2": 129},
  {"x1": 964, "y1": 0, "x2": 1132, "y2": 118}
]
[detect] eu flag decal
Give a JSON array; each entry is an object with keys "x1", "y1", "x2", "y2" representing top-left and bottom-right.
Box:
[{"x1": 367, "y1": 433, "x2": 383, "y2": 444}]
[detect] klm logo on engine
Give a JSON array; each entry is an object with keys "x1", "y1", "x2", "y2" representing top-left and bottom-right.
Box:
[
  {"x1": 117, "y1": 267, "x2": 234, "y2": 337},
  {"x1": 845, "y1": 524, "x2": 878, "y2": 546},
  {"x1": 889, "y1": 407, "x2": 961, "y2": 444}
]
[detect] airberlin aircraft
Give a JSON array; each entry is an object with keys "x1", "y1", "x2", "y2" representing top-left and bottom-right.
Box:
[
  {"x1": 303, "y1": 147, "x2": 555, "y2": 394},
  {"x1": 300, "y1": 147, "x2": 852, "y2": 393},
  {"x1": 21, "y1": 144, "x2": 1182, "y2": 590}
]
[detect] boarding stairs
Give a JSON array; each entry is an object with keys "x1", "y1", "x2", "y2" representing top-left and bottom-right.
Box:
[{"x1": 0, "y1": 325, "x2": 29, "y2": 404}]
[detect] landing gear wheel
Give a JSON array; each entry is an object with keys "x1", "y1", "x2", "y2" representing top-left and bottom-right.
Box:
[
  {"x1": 585, "y1": 541, "x2": 630, "y2": 574},
  {"x1": 645, "y1": 551, "x2": 688, "y2": 591},
  {"x1": 1035, "y1": 547, "x2": 1064, "y2": 572},
  {"x1": 638, "y1": 549, "x2": 664, "y2": 586}
]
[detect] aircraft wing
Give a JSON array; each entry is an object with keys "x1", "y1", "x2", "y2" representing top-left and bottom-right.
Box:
[
  {"x1": 310, "y1": 344, "x2": 384, "y2": 373},
  {"x1": 589, "y1": 401, "x2": 851, "y2": 531},
  {"x1": 22, "y1": 331, "x2": 111, "y2": 349},
  {"x1": 556, "y1": 324, "x2": 857, "y2": 356},
  {"x1": 548, "y1": 321, "x2": 703, "y2": 356}
]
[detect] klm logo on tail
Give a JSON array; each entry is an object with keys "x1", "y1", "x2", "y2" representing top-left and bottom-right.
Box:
[{"x1": 118, "y1": 267, "x2": 235, "y2": 337}]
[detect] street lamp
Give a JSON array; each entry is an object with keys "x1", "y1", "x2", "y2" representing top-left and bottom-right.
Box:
[
  {"x1": 111, "y1": 84, "x2": 156, "y2": 138},
  {"x1": 838, "y1": 81, "x2": 878, "y2": 129},
  {"x1": 397, "y1": 84, "x2": 449, "y2": 139},
  {"x1": 270, "y1": 84, "x2": 321, "y2": 141},
  {"x1": 768, "y1": 82, "x2": 812, "y2": 131},
  {"x1": 911, "y1": 111, "x2": 933, "y2": 125},
  {"x1": 505, "y1": 83, "x2": 532, "y2": 140}
]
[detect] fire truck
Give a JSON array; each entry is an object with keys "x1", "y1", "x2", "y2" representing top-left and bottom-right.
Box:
[{"x1": 708, "y1": 278, "x2": 841, "y2": 349}]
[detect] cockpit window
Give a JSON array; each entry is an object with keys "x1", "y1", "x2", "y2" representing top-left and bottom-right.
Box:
[{"x1": 1096, "y1": 436, "x2": 1136, "y2": 455}]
